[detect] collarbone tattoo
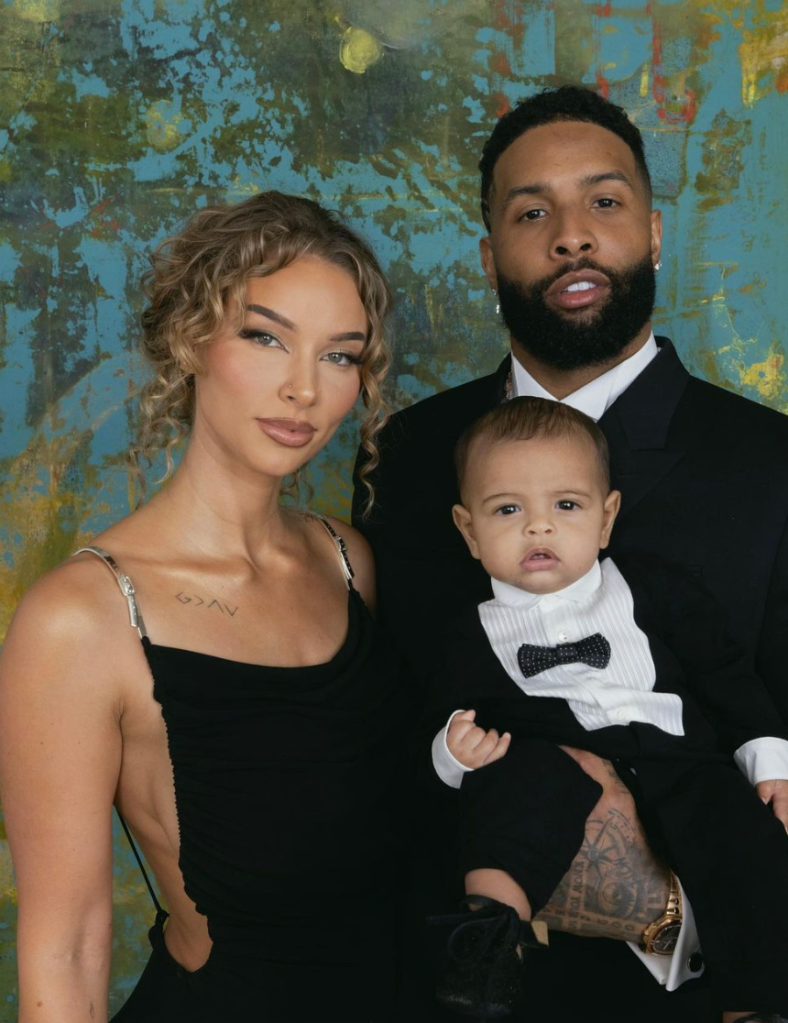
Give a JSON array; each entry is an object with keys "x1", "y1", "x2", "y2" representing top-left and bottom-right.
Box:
[{"x1": 174, "y1": 591, "x2": 239, "y2": 617}]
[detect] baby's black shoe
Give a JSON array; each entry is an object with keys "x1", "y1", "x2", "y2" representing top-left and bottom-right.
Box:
[{"x1": 430, "y1": 895, "x2": 548, "y2": 1018}]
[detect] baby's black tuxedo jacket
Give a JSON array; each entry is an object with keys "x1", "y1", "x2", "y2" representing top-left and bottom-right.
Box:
[{"x1": 422, "y1": 555, "x2": 788, "y2": 1013}]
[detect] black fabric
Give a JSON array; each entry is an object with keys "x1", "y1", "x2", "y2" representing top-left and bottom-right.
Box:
[
  {"x1": 456, "y1": 739, "x2": 602, "y2": 913},
  {"x1": 430, "y1": 556, "x2": 788, "y2": 1011},
  {"x1": 112, "y1": 588, "x2": 403, "y2": 1022},
  {"x1": 352, "y1": 338, "x2": 788, "y2": 1022}
]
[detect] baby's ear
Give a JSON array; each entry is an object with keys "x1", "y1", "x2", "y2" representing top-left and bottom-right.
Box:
[
  {"x1": 452, "y1": 504, "x2": 481, "y2": 559},
  {"x1": 599, "y1": 489, "x2": 621, "y2": 549}
]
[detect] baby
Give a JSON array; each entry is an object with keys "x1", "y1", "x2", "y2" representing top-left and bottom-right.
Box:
[{"x1": 429, "y1": 396, "x2": 788, "y2": 1023}]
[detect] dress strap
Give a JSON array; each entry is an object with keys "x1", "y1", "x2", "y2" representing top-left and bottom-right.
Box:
[
  {"x1": 315, "y1": 517, "x2": 355, "y2": 587},
  {"x1": 72, "y1": 547, "x2": 166, "y2": 923},
  {"x1": 72, "y1": 545, "x2": 148, "y2": 640}
]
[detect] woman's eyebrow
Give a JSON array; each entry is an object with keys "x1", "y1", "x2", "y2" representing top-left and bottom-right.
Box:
[
  {"x1": 330, "y1": 331, "x2": 367, "y2": 342},
  {"x1": 245, "y1": 306, "x2": 366, "y2": 343},
  {"x1": 245, "y1": 303, "x2": 296, "y2": 330}
]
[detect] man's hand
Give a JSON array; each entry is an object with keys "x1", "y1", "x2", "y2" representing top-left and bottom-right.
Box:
[
  {"x1": 755, "y1": 778, "x2": 788, "y2": 830},
  {"x1": 446, "y1": 709, "x2": 511, "y2": 769}
]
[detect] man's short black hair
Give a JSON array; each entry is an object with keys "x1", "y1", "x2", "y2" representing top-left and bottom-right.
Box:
[{"x1": 479, "y1": 85, "x2": 652, "y2": 231}]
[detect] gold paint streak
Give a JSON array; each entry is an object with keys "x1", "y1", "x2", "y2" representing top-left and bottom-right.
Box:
[
  {"x1": 739, "y1": 350, "x2": 786, "y2": 403},
  {"x1": 740, "y1": 16, "x2": 788, "y2": 107},
  {"x1": 639, "y1": 67, "x2": 650, "y2": 97},
  {"x1": 339, "y1": 26, "x2": 384, "y2": 75}
]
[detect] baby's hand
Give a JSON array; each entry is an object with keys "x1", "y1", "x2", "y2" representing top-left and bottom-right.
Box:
[
  {"x1": 447, "y1": 709, "x2": 511, "y2": 770},
  {"x1": 756, "y1": 778, "x2": 788, "y2": 831}
]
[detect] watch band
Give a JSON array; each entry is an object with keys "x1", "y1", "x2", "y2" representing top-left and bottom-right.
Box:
[{"x1": 639, "y1": 869, "x2": 683, "y2": 955}]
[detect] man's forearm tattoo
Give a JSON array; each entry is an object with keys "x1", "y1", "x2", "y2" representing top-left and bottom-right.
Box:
[
  {"x1": 534, "y1": 764, "x2": 670, "y2": 942},
  {"x1": 175, "y1": 592, "x2": 239, "y2": 616}
]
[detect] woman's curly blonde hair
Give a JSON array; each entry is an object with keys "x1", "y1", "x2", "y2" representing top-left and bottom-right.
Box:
[{"x1": 132, "y1": 190, "x2": 392, "y2": 514}]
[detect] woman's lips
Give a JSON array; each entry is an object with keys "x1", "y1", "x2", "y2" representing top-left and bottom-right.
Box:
[
  {"x1": 521, "y1": 549, "x2": 559, "y2": 572},
  {"x1": 256, "y1": 418, "x2": 317, "y2": 448}
]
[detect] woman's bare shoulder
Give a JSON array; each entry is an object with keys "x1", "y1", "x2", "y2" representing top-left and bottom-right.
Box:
[
  {"x1": 2, "y1": 549, "x2": 135, "y2": 671},
  {"x1": 322, "y1": 515, "x2": 376, "y2": 610}
]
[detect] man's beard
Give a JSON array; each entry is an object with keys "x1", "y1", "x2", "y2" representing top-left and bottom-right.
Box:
[{"x1": 496, "y1": 253, "x2": 656, "y2": 372}]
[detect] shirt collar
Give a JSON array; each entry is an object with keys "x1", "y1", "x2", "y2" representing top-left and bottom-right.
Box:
[
  {"x1": 490, "y1": 560, "x2": 603, "y2": 609},
  {"x1": 511, "y1": 332, "x2": 658, "y2": 422}
]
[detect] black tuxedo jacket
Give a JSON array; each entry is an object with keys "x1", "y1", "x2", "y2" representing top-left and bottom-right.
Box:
[{"x1": 354, "y1": 339, "x2": 788, "y2": 723}]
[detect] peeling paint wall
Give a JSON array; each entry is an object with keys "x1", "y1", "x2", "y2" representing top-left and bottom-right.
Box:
[{"x1": 1, "y1": 0, "x2": 787, "y2": 1012}]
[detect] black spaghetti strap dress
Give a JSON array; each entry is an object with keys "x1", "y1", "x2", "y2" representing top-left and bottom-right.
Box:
[{"x1": 78, "y1": 524, "x2": 403, "y2": 1022}]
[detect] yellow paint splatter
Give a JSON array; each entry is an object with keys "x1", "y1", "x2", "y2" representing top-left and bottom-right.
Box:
[
  {"x1": 339, "y1": 27, "x2": 384, "y2": 75},
  {"x1": 740, "y1": 16, "x2": 788, "y2": 107},
  {"x1": 145, "y1": 101, "x2": 187, "y2": 153},
  {"x1": 739, "y1": 349, "x2": 786, "y2": 404},
  {"x1": 11, "y1": 0, "x2": 60, "y2": 21}
]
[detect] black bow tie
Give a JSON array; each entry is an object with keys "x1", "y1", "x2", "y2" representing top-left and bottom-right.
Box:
[{"x1": 517, "y1": 633, "x2": 611, "y2": 679}]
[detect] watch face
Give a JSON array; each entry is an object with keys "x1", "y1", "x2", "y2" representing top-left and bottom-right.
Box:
[{"x1": 651, "y1": 922, "x2": 682, "y2": 955}]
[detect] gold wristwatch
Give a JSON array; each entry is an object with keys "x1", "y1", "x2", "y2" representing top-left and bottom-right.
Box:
[{"x1": 639, "y1": 870, "x2": 683, "y2": 955}]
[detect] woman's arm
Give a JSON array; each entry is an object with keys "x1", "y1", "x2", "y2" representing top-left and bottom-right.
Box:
[{"x1": 0, "y1": 565, "x2": 123, "y2": 1023}]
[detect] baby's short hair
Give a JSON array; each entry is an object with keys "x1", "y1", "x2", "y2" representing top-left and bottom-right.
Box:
[{"x1": 455, "y1": 396, "x2": 611, "y2": 498}]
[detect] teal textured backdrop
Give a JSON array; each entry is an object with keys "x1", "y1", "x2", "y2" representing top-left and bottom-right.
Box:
[{"x1": 2, "y1": 0, "x2": 788, "y2": 1013}]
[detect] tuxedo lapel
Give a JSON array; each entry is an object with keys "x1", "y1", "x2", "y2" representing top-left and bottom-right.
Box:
[
  {"x1": 599, "y1": 338, "x2": 690, "y2": 518},
  {"x1": 491, "y1": 353, "x2": 512, "y2": 405}
]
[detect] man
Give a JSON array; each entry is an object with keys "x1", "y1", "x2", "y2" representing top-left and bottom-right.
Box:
[{"x1": 353, "y1": 86, "x2": 788, "y2": 1021}]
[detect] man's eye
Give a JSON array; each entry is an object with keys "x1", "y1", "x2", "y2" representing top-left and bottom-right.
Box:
[
  {"x1": 519, "y1": 208, "x2": 546, "y2": 222},
  {"x1": 556, "y1": 500, "x2": 579, "y2": 511},
  {"x1": 239, "y1": 328, "x2": 281, "y2": 347},
  {"x1": 594, "y1": 197, "x2": 619, "y2": 209},
  {"x1": 495, "y1": 504, "x2": 520, "y2": 515}
]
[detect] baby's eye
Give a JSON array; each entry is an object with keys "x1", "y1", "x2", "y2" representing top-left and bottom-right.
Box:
[
  {"x1": 556, "y1": 500, "x2": 579, "y2": 511},
  {"x1": 239, "y1": 328, "x2": 282, "y2": 348},
  {"x1": 323, "y1": 350, "x2": 362, "y2": 367},
  {"x1": 494, "y1": 504, "x2": 520, "y2": 516}
]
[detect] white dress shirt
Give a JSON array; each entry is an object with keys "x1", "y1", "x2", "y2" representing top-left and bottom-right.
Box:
[
  {"x1": 432, "y1": 558, "x2": 788, "y2": 990},
  {"x1": 511, "y1": 332, "x2": 659, "y2": 420}
]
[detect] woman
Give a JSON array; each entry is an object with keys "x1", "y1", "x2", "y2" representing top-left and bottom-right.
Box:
[{"x1": 0, "y1": 192, "x2": 402, "y2": 1022}]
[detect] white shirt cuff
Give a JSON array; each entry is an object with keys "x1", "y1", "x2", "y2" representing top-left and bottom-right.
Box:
[
  {"x1": 431, "y1": 709, "x2": 474, "y2": 789},
  {"x1": 626, "y1": 878, "x2": 704, "y2": 989},
  {"x1": 734, "y1": 736, "x2": 788, "y2": 786}
]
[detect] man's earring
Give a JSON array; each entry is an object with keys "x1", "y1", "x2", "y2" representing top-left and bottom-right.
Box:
[
  {"x1": 492, "y1": 288, "x2": 500, "y2": 315},
  {"x1": 654, "y1": 260, "x2": 662, "y2": 271}
]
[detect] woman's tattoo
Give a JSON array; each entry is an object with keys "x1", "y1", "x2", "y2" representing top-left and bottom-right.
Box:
[{"x1": 174, "y1": 592, "x2": 239, "y2": 616}]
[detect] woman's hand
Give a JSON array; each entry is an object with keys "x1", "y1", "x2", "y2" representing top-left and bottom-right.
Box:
[{"x1": 446, "y1": 709, "x2": 511, "y2": 769}]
